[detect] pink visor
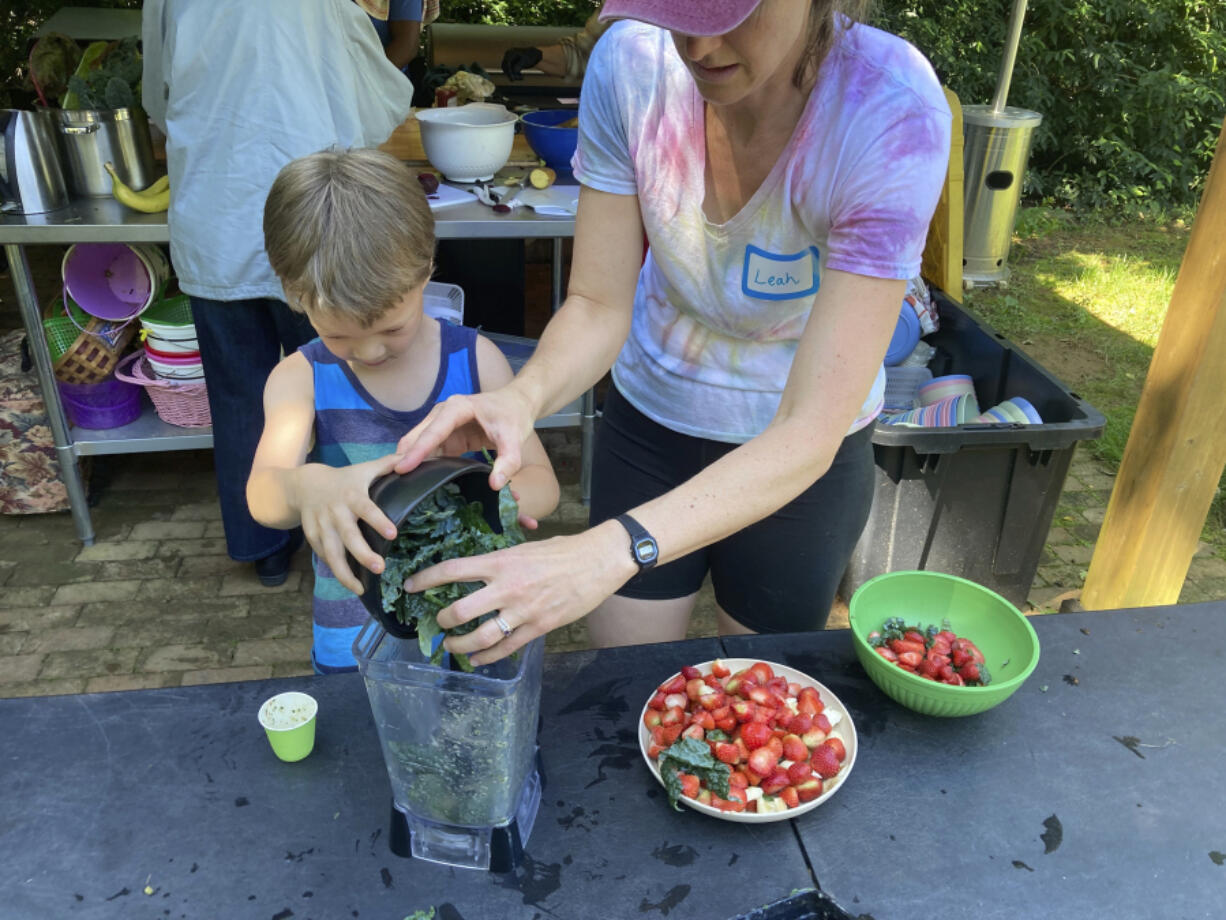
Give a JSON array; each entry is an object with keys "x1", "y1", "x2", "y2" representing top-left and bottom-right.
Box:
[{"x1": 598, "y1": 0, "x2": 761, "y2": 36}]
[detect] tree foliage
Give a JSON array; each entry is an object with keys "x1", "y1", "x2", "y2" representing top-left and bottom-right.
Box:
[{"x1": 874, "y1": 0, "x2": 1226, "y2": 211}]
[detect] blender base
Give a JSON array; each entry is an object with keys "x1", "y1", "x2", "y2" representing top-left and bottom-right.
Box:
[{"x1": 388, "y1": 757, "x2": 543, "y2": 873}]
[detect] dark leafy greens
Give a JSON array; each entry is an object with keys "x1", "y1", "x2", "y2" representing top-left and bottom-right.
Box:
[
  {"x1": 380, "y1": 481, "x2": 524, "y2": 670},
  {"x1": 657, "y1": 736, "x2": 731, "y2": 812},
  {"x1": 64, "y1": 37, "x2": 142, "y2": 110}
]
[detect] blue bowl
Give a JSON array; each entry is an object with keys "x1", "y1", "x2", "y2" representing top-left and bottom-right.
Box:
[{"x1": 519, "y1": 109, "x2": 578, "y2": 175}]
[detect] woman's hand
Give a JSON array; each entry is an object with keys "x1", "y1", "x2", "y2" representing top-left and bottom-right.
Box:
[
  {"x1": 292, "y1": 454, "x2": 401, "y2": 595},
  {"x1": 394, "y1": 387, "x2": 538, "y2": 491},
  {"x1": 404, "y1": 523, "x2": 636, "y2": 666}
]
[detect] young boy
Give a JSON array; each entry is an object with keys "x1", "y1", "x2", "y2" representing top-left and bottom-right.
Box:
[{"x1": 247, "y1": 147, "x2": 560, "y2": 673}]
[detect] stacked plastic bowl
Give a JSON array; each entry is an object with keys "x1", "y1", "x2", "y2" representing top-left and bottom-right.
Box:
[{"x1": 140, "y1": 293, "x2": 205, "y2": 382}]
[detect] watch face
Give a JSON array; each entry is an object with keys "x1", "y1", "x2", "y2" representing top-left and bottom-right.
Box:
[{"x1": 633, "y1": 537, "x2": 658, "y2": 564}]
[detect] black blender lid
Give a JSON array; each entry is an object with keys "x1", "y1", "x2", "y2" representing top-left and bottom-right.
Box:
[{"x1": 349, "y1": 457, "x2": 499, "y2": 639}]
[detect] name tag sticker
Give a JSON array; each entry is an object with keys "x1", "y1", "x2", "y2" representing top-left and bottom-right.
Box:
[{"x1": 741, "y1": 245, "x2": 820, "y2": 301}]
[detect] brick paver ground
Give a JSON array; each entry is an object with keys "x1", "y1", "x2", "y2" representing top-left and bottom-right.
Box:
[{"x1": 1, "y1": 431, "x2": 1223, "y2": 700}]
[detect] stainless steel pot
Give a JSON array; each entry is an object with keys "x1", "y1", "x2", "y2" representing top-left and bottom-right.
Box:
[
  {"x1": 54, "y1": 106, "x2": 156, "y2": 198},
  {"x1": 0, "y1": 109, "x2": 69, "y2": 214}
]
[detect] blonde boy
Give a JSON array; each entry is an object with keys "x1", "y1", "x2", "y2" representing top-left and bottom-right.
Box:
[{"x1": 248, "y1": 148, "x2": 559, "y2": 672}]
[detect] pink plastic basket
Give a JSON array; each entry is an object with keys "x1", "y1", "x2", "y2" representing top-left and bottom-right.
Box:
[{"x1": 114, "y1": 351, "x2": 211, "y2": 428}]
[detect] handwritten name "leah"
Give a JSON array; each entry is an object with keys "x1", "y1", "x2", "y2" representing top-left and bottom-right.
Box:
[{"x1": 753, "y1": 268, "x2": 802, "y2": 288}]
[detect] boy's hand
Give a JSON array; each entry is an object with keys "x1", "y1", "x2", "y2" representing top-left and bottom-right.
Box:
[{"x1": 293, "y1": 454, "x2": 401, "y2": 596}]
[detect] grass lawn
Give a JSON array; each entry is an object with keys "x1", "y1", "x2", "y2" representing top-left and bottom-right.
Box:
[{"x1": 956, "y1": 206, "x2": 1226, "y2": 541}]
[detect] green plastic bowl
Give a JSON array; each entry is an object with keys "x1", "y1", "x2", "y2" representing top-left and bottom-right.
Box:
[{"x1": 848, "y1": 571, "x2": 1040, "y2": 717}]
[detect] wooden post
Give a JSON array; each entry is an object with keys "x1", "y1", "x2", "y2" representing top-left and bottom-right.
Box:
[
  {"x1": 921, "y1": 86, "x2": 964, "y2": 301},
  {"x1": 1081, "y1": 118, "x2": 1226, "y2": 610}
]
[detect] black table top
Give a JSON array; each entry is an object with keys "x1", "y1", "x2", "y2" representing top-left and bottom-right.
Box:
[{"x1": 3, "y1": 604, "x2": 1224, "y2": 920}]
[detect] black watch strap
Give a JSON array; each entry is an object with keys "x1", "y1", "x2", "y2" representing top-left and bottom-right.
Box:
[{"x1": 614, "y1": 512, "x2": 659, "y2": 572}]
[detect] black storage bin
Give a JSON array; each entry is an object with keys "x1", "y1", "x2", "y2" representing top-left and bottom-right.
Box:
[
  {"x1": 729, "y1": 888, "x2": 857, "y2": 920},
  {"x1": 840, "y1": 290, "x2": 1106, "y2": 609}
]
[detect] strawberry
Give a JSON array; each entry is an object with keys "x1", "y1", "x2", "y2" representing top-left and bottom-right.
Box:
[
  {"x1": 661, "y1": 724, "x2": 683, "y2": 744},
  {"x1": 787, "y1": 713, "x2": 813, "y2": 735},
  {"x1": 648, "y1": 690, "x2": 667, "y2": 711},
  {"x1": 904, "y1": 630, "x2": 927, "y2": 645},
  {"x1": 897, "y1": 650, "x2": 923, "y2": 669},
  {"x1": 747, "y1": 747, "x2": 778, "y2": 778},
  {"x1": 786, "y1": 761, "x2": 813, "y2": 785},
  {"x1": 678, "y1": 773, "x2": 700, "y2": 799},
  {"x1": 889, "y1": 638, "x2": 925, "y2": 656},
  {"x1": 682, "y1": 724, "x2": 705, "y2": 741},
  {"x1": 875, "y1": 646, "x2": 900, "y2": 663},
  {"x1": 728, "y1": 770, "x2": 749, "y2": 790},
  {"x1": 821, "y1": 737, "x2": 846, "y2": 763},
  {"x1": 710, "y1": 659, "x2": 731, "y2": 679},
  {"x1": 782, "y1": 733, "x2": 809, "y2": 762},
  {"x1": 795, "y1": 777, "x2": 823, "y2": 802},
  {"x1": 643, "y1": 709, "x2": 662, "y2": 729},
  {"x1": 765, "y1": 736, "x2": 784, "y2": 759},
  {"x1": 814, "y1": 712, "x2": 832, "y2": 734},
  {"x1": 959, "y1": 662, "x2": 982, "y2": 682},
  {"x1": 766, "y1": 676, "x2": 790, "y2": 698},
  {"x1": 661, "y1": 705, "x2": 685, "y2": 726},
  {"x1": 761, "y1": 770, "x2": 790, "y2": 796},
  {"x1": 810, "y1": 743, "x2": 840, "y2": 779},
  {"x1": 731, "y1": 700, "x2": 756, "y2": 723},
  {"x1": 715, "y1": 742, "x2": 741, "y2": 765},
  {"x1": 741, "y1": 721, "x2": 772, "y2": 751},
  {"x1": 780, "y1": 786, "x2": 801, "y2": 809},
  {"x1": 664, "y1": 692, "x2": 688, "y2": 710},
  {"x1": 659, "y1": 674, "x2": 686, "y2": 695},
  {"x1": 685, "y1": 677, "x2": 708, "y2": 701},
  {"x1": 747, "y1": 661, "x2": 774, "y2": 685},
  {"x1": 715, "y1": 715, "x2": 737, "y2": 733},
  {"x1": 647, "y1": 742, "x2": 663, "y2": 759},
  {"x1": 747, "y1": 686, "x2": 783, "y2": 709},
  {"x1": 681, "y1": 665, "x2": 703, "y2": 680},
  {"x1": 800, "y1": 726, "x2": 828, "y2": 748},
  {"x1": 786, "y1": 681, "x2": 802, "y2": 698}
]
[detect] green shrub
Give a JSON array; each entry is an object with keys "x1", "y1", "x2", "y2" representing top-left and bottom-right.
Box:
[{"x1": 875, "y1": 0, "x2": 1226, "y2": 212}]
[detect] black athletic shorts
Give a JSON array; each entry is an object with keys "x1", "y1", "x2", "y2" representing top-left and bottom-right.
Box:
[{"x1": 589, "y1": 383, "x2": 876, "y2": 633}]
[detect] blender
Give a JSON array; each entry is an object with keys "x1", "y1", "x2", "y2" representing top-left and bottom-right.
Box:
[{"x1": 349, "y1": 458, "x2": 545, "y2": 872}]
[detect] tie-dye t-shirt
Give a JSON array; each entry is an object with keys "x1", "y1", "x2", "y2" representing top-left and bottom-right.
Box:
[{"x1": 572, "y1": 20, "x2": 951, "y2": 443}]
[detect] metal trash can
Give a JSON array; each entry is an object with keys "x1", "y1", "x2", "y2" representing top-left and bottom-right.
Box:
[{"x1": 961, "y1": 105, "x2": 1042, "y2": 286}]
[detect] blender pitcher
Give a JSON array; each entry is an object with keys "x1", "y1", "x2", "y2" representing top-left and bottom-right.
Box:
[{"x1": 353, "y1": 618, "x2": 545, "y2": 872}]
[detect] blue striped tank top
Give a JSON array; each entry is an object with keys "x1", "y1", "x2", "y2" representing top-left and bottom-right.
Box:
[{"x1": 300, "y1": 319, "x2": 480, "y2": 673}]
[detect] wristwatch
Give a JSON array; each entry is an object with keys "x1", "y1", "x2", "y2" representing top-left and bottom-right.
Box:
[{"x1": 614, "y1": 513, "x2": 659, "y2": 573}]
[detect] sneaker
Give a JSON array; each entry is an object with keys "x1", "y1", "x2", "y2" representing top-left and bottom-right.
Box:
[{"x1": 254, "y1": 531, "x2": 304, "y2": 587}]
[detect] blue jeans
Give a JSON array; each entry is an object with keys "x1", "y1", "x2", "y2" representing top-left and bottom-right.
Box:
[{"x1": 190, "y1": 296, "x2": 316, "y2": 562}]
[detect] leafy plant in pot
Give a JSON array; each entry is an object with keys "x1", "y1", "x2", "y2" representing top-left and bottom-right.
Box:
[{"x1": 348, "y1": 457, "x2": 526, "y2": 671}]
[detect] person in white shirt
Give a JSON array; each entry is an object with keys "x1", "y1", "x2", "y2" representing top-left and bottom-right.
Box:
[
  {"x1": 390, "y1": 0, "x2": 952, "y2": 664},
  {"x1": 142, "y1": 0, "x2": 414, "y2": 585}
]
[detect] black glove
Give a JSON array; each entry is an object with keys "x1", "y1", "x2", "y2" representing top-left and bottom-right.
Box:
[{"x1": 501, "y1": 46, "x2": 543, "y2": 81}]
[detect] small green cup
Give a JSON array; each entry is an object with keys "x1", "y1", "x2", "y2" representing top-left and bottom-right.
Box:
[{"x1": 258, "y1": 691, "x2": 318, "y2": 762}]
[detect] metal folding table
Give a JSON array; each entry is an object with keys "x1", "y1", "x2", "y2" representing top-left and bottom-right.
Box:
[{"x1": 1, "y1": 191, "x2": 591, "y2": 544}]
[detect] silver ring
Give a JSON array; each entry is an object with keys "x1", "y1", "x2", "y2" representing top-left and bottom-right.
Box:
[{"x1": 493, "y1": 614, "x2": 514, "y2": 639}]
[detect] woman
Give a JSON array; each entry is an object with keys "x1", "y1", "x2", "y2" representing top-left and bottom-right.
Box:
[{"x1": 391, "y1": 0, "x2": 951, "y2": 664}]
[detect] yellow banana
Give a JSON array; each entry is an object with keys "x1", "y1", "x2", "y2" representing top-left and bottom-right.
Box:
[
  {"x1": 145, "y1": 173, "x2": 171, "y2": 194},
  {"x1": 104, "y1": 162, "x2": 170, "y2": 213}
]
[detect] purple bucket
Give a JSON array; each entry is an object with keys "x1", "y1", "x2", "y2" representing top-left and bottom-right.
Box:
[
  {"x1": 61, "y1": 243, "x2": 171, "y2": 322},
  {"x1": 58, "y1": 376, "x2": 142, "y2": 429}
]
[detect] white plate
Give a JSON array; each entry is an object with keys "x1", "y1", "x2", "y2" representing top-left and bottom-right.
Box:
[{"x1": 638, "y1": 658, "x2": 857, "y2": 823}]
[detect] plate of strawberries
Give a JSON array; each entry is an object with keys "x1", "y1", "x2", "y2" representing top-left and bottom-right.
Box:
[{"x1": 638, "y1": 658, "x2": 857, "y2": 823}]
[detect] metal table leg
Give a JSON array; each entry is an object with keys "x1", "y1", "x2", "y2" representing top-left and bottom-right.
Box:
[
  {"x1": 551, "y1": 237, "x2": 595, "y2": 506},
  {"x1": 5, "y1": 243, "x2": 95, "y2": 544}
]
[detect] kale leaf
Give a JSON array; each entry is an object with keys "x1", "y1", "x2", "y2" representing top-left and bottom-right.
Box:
[
  {"x1": 379, "y1": 481, "x2": 524, "y2": 670},
  {"x1": 657, "y1": 736, "x2": 731, "y2": 812}
]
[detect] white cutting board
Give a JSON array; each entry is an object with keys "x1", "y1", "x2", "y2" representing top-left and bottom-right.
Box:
[{"x1": 426, "y1": 183, "x2": 474, "y2": 210}]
